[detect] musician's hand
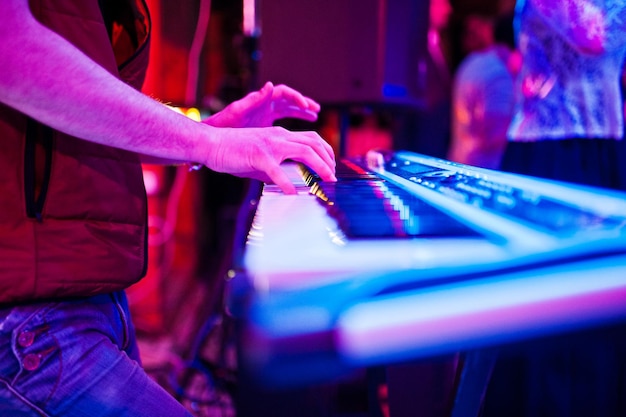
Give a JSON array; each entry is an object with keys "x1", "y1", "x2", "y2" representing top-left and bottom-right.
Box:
[
  {"x1": 201, "y1": 124, "x2": 336, "y2": 194},
  {"x1": 204, "y1": 81, "x2": 320, "y2": 128}
]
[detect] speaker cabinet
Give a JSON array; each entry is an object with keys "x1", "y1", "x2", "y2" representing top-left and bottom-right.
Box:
[{"x1": 258, "y1": 0, "x2": 429, "y2": 107}]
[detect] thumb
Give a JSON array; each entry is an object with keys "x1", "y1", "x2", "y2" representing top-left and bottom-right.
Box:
[
  {"x1": 259, "y1": 81, "x2": 274, "y2": 102},
  {"x1": 243, "y1": 81, "x2": 273, "y2": 111}
]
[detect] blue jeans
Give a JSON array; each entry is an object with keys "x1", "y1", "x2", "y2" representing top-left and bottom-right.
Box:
[{"x1": 0, "y1": 292, "x2": 192, "y2": 417}]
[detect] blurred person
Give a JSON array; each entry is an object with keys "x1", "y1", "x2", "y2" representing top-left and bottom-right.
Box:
[
  {"x1": 0, "y1": 1, "x2": 335, "y2": 416},
  {"x1": 483, "y1": 1, "x2": 626, "y2": 416},
  {"x1": 448, "y1": 12, "x2": 521, "y2": 169},
  {"x1": 500, "y1": 0, "x2": 626, "y2": 189}
]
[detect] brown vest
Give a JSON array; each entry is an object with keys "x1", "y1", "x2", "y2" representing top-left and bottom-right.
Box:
[{"x1": 0, "y1": 0, "x2": 151, "y2": 302}]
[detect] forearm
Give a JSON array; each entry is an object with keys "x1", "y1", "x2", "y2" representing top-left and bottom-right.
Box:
[{"x1": 0, "y1": 1, "x2": 213, "y2": 164}]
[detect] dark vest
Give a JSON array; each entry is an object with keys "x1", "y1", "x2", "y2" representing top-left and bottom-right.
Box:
[{"x1": 0, "y1": 0, "x2": 151, "y2": 302}]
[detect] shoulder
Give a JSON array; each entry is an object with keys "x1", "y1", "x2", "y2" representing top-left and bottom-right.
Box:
[{"x1": 457, "y1": 49, "x2": 506, "y2": 81}]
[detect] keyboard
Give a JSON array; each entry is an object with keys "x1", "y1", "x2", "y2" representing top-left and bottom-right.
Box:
[{"x1": 230, "y1": 150, "x2": 626, "y2": 386}]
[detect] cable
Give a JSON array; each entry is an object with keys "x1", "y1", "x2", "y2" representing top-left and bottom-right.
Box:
[{"x1": 185, "y1": 0, "x2": 212, "y2": 106}]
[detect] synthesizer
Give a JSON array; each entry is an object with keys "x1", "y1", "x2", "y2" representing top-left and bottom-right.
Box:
[{"x1": 231, "y1": 150, "x2": 626, "y2": 386}]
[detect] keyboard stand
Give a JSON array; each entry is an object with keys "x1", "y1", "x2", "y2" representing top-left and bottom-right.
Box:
[{"x1": 450, "y1": 350, "x2": 498, "y2": 417}]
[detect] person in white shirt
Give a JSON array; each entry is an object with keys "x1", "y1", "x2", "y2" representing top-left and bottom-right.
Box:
[
  {"x1": 482, "y1": 3, "x2": 626, "y2": 417},
  {"x1": 500, "y1": 0, "x2": 626, "y2": 190},
  {"x1": 448, "y1": 13, "x2": 521, "y2": 169}
]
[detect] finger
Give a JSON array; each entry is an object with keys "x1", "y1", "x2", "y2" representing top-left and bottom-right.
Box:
[
  {"x1": 272, "y1": 84, "x2": 309, "y2": 109},
  {"x1": 274, "y1": 138, "x2": 336, "y2": 182},
  {"x1": 277, "y1": 104, "x2": 319, "y2": 121},
  {"x1": 283, "y1": 130, "x2": 336, "y2": 171},
  {"x1": 272, "y1": 84, "x2": 320, "y2": 112},
  {"x1": 304, "y1": 97, "x2": 321, "y2": 113},
  {"x1": 251, "y1": 81, "x2": 274, "y2": 108},
  {"x1": 262, "y1": 161, "x2": 298, "y2": 194},
  {"x1": 290, "y1": 147, "x2": 337, "y2": 183},
  {"x1": 308, "y1": 132, "x2": 336, "y2": 169},
  {"x1": 260, "y1": 81, "x2": 274, "y2": 96},
  {"x1": 320, "y1": 134, "x2": 336, "y2": 164}
]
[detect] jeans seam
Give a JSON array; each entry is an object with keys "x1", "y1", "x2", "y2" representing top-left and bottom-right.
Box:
[
  {"x1": 110, "y1": 293, "x2": 129, "y2": 350},
  {"x1": 41, "y1": 312, "x2": 62, "y2": 406},
  {"x1": 0, "y1": 377, "x2": 49, "y2": 417}
]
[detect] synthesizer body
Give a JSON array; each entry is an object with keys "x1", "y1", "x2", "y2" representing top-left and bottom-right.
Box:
[{"x1": 230, "y1": 151, "x2": 626, "y2": 386}]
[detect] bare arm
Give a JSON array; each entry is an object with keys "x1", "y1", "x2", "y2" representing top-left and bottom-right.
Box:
[
  {"x1": 0, "y1": 0, "x2": 335, "y2": 193},
  {"x1": 0, "y1": 1, "x2": 205, "y2": 162}
]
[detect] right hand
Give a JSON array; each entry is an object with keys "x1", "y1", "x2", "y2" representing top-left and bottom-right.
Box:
[{"x1": 201, "y1": 124, "x2": 336, "y2": 194}]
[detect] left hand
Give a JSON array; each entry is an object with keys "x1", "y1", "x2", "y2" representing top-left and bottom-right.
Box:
[{"x1": 204, "y1": 81, "x2": 320, "y2": 128}]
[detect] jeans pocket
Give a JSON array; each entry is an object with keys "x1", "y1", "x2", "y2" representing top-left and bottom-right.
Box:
[{"x1": 0, "y1": 302, "x2": 61, "y2": 413}]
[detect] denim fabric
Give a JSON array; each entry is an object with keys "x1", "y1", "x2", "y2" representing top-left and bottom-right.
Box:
[{"x1": 0, "y1": 292, "x2": 192, "y2": 417}]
